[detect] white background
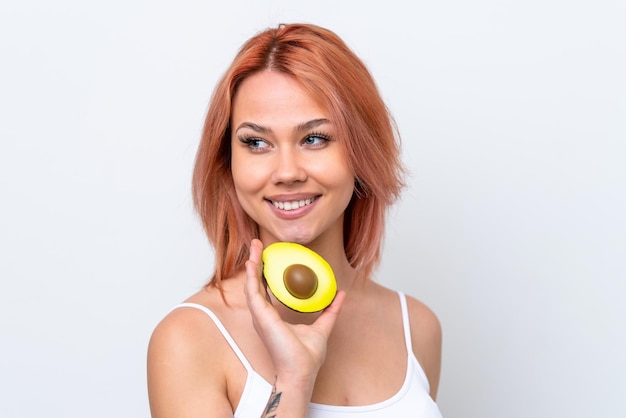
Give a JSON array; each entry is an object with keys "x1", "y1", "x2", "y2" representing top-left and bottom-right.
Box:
[{"x1": 1, "y1": 1, "x2": 624, "y2": 417}]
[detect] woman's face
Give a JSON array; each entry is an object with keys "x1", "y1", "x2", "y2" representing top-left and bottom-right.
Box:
[{"x1": 230, "y1": 71, "x2": 354, "y2": 248}]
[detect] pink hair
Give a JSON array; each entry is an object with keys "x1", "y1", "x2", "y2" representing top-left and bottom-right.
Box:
[{"x1": 192, "y1": 23, "x2": 405, "y2": 286}]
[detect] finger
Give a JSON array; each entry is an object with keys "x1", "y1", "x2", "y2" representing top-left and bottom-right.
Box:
[
  {"x1": 244, "y1": 240, "x2": 260, "y2": 295},
  {"x1": 244, "y1": 239, "x2": 270, "y2": 310},
  {"x1": 249, "y1": 238, "x2": 263, "y2": 267},
  {"x1": 249, "y1": 239, "x2": 272, "y2": 303},
  {"x1": 312, "y1": 290, "x2": 346, "y2": 337}
]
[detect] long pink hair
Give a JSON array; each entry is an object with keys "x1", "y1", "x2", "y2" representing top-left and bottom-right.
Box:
[{"x1": 192, "y1": 23, "x2": 405, "y2": 286}]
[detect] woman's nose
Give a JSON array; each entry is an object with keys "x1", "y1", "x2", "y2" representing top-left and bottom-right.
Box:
[{"x1": 271, "y1": 148, "x2": 307, "y2": 184}]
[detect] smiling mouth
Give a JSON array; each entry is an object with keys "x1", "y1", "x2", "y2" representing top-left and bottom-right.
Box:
[{"x1": 270, "y1": 196, "x2": 318, "y2": 211}]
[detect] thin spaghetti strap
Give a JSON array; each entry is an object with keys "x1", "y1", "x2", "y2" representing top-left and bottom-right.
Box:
[
  {"x1": 397, "y1": 291, "x2": 413, "y2": 353},
  {"x1": 173, "y1": 302, "x2": 255, "y2": 373}
]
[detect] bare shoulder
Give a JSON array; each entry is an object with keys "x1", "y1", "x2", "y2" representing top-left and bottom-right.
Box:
[
  {"x1": 405, "y1": 294, "x2": 442, "y2": 400},
  {"x1": 405, "y1": 295, "x2": 442, "y2": 346},
  {"x1": 147, "y1": 288, "x2": 235, "y2": 417}
]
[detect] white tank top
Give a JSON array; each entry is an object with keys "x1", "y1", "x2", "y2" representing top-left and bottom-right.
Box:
[{"x1": 174, "y1": 292, "x2": 442, "y2": 418}]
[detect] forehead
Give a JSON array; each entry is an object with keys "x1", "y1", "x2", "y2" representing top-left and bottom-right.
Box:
[{"x1": 231, "y1": 71, "x2": 330, "y2": 128}]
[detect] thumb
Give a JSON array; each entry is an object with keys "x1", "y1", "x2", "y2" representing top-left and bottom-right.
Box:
[{"x1": 244, "y1": 239, "x2": 268, "y2": 308}]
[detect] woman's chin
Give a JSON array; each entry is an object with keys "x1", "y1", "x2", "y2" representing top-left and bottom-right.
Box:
[{"x1": 264, "y1": 231, "x2": 317, "y2": 246}]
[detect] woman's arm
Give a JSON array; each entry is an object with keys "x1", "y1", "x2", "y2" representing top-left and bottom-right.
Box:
[{"x1": 245, "y1": 239, "x2": 346, "y2": 417}]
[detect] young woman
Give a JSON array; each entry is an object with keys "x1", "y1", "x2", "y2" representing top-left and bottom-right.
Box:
[{"x1": 147, "y1": 23, "x2": 443, "y2": 418}]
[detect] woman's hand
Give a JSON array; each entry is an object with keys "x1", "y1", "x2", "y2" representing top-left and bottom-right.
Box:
[{"x1": 244, "y1": 239, "x2": 346, "y2": 414}]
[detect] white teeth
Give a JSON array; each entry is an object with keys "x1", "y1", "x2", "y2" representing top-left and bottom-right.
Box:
[{"x1": 272, "y1": 197, "x2": 315, "y2": 211}]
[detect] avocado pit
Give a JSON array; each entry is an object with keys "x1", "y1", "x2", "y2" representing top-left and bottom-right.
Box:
[{"x1": 283, "y1": 264, "x2": 318, "y2": 299}]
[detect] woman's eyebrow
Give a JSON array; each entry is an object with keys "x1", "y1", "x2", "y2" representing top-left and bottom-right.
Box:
[
  {"x1": 294, "y1": 118, "x2": 331, "y2": 133},
  {"x1": 235, "y1": 121, "x2": 271, "y2": 134},
  {"x1": 235, "y1": 118, "x2": 331, "y2": 134}
]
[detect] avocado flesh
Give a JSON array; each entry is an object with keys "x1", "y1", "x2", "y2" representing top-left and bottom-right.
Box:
[{"x1": 262, "y1": 242, "x2": 337, "y2": 313}]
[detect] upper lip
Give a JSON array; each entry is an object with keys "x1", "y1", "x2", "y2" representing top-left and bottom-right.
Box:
[{"x1": 265, "y1": 193, "x2": 320, "y2": 203}]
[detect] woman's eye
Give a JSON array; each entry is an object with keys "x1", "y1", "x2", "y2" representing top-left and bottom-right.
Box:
[
  {"x1": 303, "y1": 134, "x2": 330, "y2": 147},
  {"x1": 239, "y1": 136, "x2": 269, "y2": 151}
]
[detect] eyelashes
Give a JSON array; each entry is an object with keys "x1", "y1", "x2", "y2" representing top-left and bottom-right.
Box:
[
  {"x1": 304, "y1": 131, "x2": 333, "y2": 145},
  {"x1": 237, "y1": 135, "x2": 270, "y2": 152},
  {"x1": 237, "y1": 132, "x2": 333, "y2": 150},
  {"x1": 238, "y1": 135, "x2": 264, "y2": 145}
]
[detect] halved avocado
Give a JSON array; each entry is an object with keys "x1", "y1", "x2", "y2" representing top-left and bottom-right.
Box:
[{"x1": 262, "y1": 242, "x2": 337, "y2": 313}]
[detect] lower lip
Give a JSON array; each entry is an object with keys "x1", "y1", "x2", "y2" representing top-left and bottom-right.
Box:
[{"x1": 267, "y1": 198, "x2": 319, "y2": 219}]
